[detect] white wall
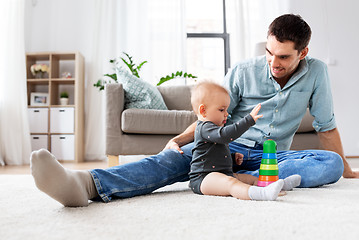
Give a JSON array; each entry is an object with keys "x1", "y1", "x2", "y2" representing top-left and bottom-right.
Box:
[
  {"x1": 25, "y1": 0, "x2": 95, "y2": 85},
  {"x1": 287, "y1": 0, "x2": 359, "y2": 155},
  {"x1": 25, "y1": 0, "x2": 359, "y2": 156},
  {"x1": 25, "y1": 0, "x2": 94, "y2": 55}
]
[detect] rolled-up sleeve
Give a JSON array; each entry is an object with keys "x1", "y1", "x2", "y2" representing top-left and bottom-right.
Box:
[{"x1": 309, "y1": 62, "x2": 337, "y2": 132}]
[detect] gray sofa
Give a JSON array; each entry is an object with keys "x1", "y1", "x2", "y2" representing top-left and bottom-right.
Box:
[{"x1": 106, "y1": 83, "x2": 321, "y2": 164}]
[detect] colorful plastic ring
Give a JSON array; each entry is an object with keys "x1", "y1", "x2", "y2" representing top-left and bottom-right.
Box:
[
  {"x1": 259, "y1": 169, "x2": 279, "y2": 176},
  {"x1": 262, "y1": 153, "x2": 277, "y2": 159},
  {"x1": 260, "y1": 164, "x2": 278, "y2": 170},
  {"x1": 261, "y1": 158, "x2": 278, "y2": 165},
  {"x1": 257, "y1": 180, "x2": 276, "y2": 187},
  {"x1": 258, "y1": 175, "x2": 279, "y2": 182}
]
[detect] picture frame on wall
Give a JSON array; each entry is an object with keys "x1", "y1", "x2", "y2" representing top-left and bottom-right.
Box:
[{"x1": 30, "y1": 92, "x2": 49, "y2": 106}]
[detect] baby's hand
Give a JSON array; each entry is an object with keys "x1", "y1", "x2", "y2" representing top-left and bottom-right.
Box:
[
  {"x1": 234, "y1": 152, "x2": 244, "y2": 165},
  {"x1": 250, "y1": 104, "x2": 263, "y2": 122}
]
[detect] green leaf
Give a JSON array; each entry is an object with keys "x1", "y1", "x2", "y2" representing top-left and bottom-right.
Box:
[
  {"x1": 93, "y1": 79, "x2": 106, "y2": 91},
  {"x1": 156, "y1": 71, "x2": 197, "y2": 86},
  {"x1": 121, "y1": 58, "x2": 132, "y2": 71},
  {"x1": 137, "y1": 61, "x2": 148, "y2": 72},
  {"x1": 132, "y1": 70, "x2": 140, "y2": 78},
  {"x1": 104, "y1": 73, "x2": 117, "y2": 81}
]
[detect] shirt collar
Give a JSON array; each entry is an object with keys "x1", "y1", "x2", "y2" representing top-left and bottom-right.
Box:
[{"x1": 266, "y1": 57, "x2": 309, "y2": 90}]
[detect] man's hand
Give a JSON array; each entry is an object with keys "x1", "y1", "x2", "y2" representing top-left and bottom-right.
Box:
[
  {"x1": 163, "y1": 139, "x2": 184, "y2": 154},
  {"x1": 162, "y1": 121, "x2": 197, "y2": 154},
  {"x1": 318, "y1": 128, "x2": 359, "y2": 179},
  {"x1": 343, "y1": 168, "x2": 359, "y2": 178},
  {"x1": 250, "y1": 103, "x2": 263, "y2": 122}
]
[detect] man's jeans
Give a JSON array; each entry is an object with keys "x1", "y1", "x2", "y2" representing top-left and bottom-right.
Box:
[{"x1": 90, "y1": 142, "x2": 344, "y2": 202}]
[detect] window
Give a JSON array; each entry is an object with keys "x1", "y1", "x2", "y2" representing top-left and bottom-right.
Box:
[{"x1": 185, "y1": 0, "x2": 230, "y2": 84}]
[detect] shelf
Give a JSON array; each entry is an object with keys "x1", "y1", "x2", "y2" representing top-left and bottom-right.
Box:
[
  {"x1": 51, "y1": 53, "x2": 76, "y2": 60},
  {"x1": 27, "y1": 78, "x2": 50, "y2": 82},
  {"x1": 28, "y1": 105, "x2": 75, "y2": 108},
  {"x1": 26, "y1": 52, "x2": 84, "y2": 162},
  {"x1": 27, "y1": 78, "x2": 75, "y2": 83},
  {"x1": 28, "y1": 105, "x2": 49, "y2": 108},
  {"x1": 26, "y1": 54, "x2": 50, "y2": 61},
  {"x1": 50, "y1": 105, "x2": 75, "y2": 107},
  {"x1": 51, "y1": 79, "x2": 75, "y2": 85},
  {"x1": 49, "y1": 133, "x2": 74, "y2": 135},
  {"x1": 50, "y1": 78, "x2": 75, "y2": 84}
]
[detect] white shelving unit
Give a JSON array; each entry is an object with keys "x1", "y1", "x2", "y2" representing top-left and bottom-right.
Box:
[{"x1": 26, "y1": 52, "x2": 84, "y2": 162}]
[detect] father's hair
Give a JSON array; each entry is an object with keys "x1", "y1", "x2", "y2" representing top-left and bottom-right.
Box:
[
  {"x1": 191, "y1": 81, "x2": 229, "y2": 114},
  {"x1": 268, "y1": 14, "x2": 312, "y2": 51}
]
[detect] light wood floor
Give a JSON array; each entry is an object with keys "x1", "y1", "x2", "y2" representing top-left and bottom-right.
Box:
[
  {"x1": 0, "y1": 161, "x2": 108, "y2": 175},
  {"x1": 1, "y1": 157, "x2": 358, "y2": 175}
]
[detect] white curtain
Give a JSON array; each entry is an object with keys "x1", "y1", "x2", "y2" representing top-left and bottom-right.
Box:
[
  {"x1": 0, "y1": 0, "x2": 31, "y2": 165},
  {"x1": 84, "y1": 0, "x2": 186, "y2": 161},
  {"x1": 226, "y1": 0, "x2": 290, "y2": 64}
]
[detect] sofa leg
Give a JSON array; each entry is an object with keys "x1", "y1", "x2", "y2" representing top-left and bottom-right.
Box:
[{"x1": 107, "y1": 155, "x2": 119, "y2": 167}]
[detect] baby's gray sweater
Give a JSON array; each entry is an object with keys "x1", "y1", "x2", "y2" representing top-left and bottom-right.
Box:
[{"x1": 189, "y1": 114, "x2": 255, "y2": 178}]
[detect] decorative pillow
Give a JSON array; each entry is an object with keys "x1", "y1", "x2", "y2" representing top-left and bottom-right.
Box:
[{"x1": 115, "y1": 67, "x2": 168, "y2": 110}]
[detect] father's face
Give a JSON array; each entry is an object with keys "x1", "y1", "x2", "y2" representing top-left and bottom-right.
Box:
[{"x1": 266, "y1": 35, "x2": 308, "y2": 84}]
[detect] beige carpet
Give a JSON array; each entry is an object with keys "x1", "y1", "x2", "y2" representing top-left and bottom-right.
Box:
[{"x1": 1, "y1": 174, "x2": 359, "y2": 240}]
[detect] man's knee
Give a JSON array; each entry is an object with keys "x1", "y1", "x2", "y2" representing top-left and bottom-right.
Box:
[
  {"x1": 296, "y1": 150, "x2": 343, "y2": 187},
  {"x1": 327, "y1": 151, "x2": 344, "y2": 182}
]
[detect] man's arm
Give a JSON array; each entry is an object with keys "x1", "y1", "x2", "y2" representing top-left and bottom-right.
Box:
[
  {"x1": 163, "y1": 121, "x2": 197, "y2": 154},
  {"x1": 318, "y1": 128, "x2": 359, "y2": 178}
]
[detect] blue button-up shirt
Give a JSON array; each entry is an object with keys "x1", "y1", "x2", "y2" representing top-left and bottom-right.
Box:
[{"x1": 223, "y1": 55, "x2": 336, "y2": 150}]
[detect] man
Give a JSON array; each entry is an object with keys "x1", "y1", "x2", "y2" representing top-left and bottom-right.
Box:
[{"x1": 30, "y1": 14, "x2": 358, "y2": 207}]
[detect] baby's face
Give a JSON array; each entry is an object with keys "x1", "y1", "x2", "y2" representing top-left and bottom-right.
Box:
[{"x1": 204, "y1": 91, "x2": 230, "y2": 127}]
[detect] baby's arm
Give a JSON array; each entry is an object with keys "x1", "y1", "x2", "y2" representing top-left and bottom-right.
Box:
[
  {"x1": 201, "y1": 115, "x2": 254, "y2": 144},
  {"x1": 199, "y1": 103, "x2": 263, "y2": 144}
]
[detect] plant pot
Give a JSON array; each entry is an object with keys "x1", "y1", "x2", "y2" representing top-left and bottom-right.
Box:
[{"x1": 60, "y1": 98, "x2": 69, "y2": 105}]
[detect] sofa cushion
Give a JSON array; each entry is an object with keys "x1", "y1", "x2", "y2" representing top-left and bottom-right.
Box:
[
  {"x1": 158, "y1": 85, "x2": 193, "y2": 110},
  {"x1": 122, "y1": 108, "x2": 315, "y2": 135},
  {"x1": 116, "y1": 67, "x2": 168, "y2": 110},
  {"x1": 122, "y1": 109, "x2": 197, "y2": 134}
]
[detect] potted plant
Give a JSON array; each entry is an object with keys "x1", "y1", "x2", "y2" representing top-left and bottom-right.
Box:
[
  {"x1": 93, "y1": 52, "x2": 197, "y2": 90},
  {"x1": 60, "y1": 92, "x2": 69, "y2": 105}
]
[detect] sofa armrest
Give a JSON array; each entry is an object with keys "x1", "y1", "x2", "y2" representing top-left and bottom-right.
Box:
[{"x1": 106, "y1": 83, "x2": 125, "y2": 155}]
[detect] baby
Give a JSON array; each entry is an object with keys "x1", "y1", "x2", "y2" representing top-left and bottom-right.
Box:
[{"x1": 189, "y1": 81, "x2": 301, "y2": 200}]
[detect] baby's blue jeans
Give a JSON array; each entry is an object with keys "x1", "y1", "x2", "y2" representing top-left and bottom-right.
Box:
[{"x1": 90, "y1": 142, "x2": 344, "y2": 202}]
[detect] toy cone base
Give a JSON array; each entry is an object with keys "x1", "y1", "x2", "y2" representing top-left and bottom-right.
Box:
[{"x1": 257, "y1": 180, "x2": 276, "y2": 187}]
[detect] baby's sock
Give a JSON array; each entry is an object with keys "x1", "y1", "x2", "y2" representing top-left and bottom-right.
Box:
[
  {"x1": 248, "y1": 179, "x2": 284, "y2": 201},
  {"x1": 282, "y1": 174, "x2": 301, "y2": 191},
  {"x1": 30, "y1": 149, "x2": 98, "y2": 207}
]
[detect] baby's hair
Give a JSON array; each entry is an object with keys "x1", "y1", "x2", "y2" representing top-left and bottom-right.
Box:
[{"x1": 191, "y1": 81, "x2": 229, "y2": 114}]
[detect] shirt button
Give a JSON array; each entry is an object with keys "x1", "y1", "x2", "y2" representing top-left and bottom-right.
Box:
[
  {"x1": 279, "y1": 92, "x2": 283, "y2": 95},
  {"x1": 275, "y1": 109, "x2": 278, "y2": 112},
  {"x1": 270, "y1": 125, "x2": 274, "y2": 128}
]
